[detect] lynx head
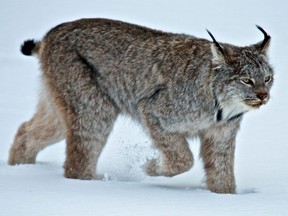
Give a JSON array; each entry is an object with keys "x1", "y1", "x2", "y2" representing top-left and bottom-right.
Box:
[{"x1": 207, "y1": 26, "x2": 274, "y2": 121}]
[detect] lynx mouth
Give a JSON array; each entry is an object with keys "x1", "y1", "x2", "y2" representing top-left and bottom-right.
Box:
[
  {"x1": 244, "y1": 100, "x2": 267, "y2": 109},
  {"x1": 248, "y1": 103, "x2": 262, "y2": 109}
]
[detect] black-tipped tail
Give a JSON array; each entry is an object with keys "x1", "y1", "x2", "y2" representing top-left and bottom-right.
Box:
[{"x1": 21, "y1": 39, "x2": 36, "y2": 56}]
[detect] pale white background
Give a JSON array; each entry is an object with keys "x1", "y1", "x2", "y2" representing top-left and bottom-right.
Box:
[{"x1": 1, "y1": 0, "x2": 287, "y2": 215}]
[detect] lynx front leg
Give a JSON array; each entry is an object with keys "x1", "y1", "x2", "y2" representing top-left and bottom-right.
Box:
[
  {"x1": 199, "y1": 123, "x2": 240, "y2": 194},
  {"x1": 139, "y1": 102, "x2": 193, "y2": 177}
]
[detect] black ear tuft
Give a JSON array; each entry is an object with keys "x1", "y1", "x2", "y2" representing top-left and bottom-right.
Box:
[
  {"x1": 21, "y1": 39, "x2": 36, "y2": 56},
  {"x1": 255, "y1": 25, "x2": 271, "y2": 53},
  {"x1": 206, "y1": 29, "x2": 226, "y2": 57}
]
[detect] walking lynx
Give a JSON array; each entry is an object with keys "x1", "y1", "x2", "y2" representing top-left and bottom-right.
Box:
[{"x1": 9, "y1": 18, "x2": 273, "y2": 193}]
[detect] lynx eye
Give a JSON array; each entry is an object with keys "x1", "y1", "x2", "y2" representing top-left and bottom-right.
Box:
[
  {"x1": 264, "y1": 75, "x2": 272, "y2": 83},
  {"x1": 240, "y1": 78, "x2": 254, "y2": 86}
]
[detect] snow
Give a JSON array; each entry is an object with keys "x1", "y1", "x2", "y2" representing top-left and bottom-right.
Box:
[{"x1": 1, "y1": 0, "x2": 288, "y2": 215}]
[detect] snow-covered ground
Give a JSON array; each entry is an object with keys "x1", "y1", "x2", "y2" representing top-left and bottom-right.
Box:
[{"x1": 1, "y1": 0, "x2": 288, "y2": 215}]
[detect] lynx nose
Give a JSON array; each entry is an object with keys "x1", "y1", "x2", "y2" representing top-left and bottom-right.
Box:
[{"x1": 256, "y1": 92, "x2": 269, "y2": 101}]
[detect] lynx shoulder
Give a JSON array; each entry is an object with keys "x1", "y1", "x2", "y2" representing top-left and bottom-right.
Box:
[{"x1": 9, "y1": 18, "x2": 273, "y2": 194}]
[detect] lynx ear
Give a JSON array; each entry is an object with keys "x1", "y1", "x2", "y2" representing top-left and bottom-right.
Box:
[
  {"x1": 207, "y1": 29, "x2": 232, "y2": 65},
  {"x1": 210, "y1": 43, "x2": 226, "y2": 65},
  {"x1": 255, "y1": 25, "x2": 271, "y2": 54}
]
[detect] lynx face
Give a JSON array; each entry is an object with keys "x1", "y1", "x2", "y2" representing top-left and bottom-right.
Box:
[{"x1": 210, "y1": 38, "x2": 273, "y2": 121}]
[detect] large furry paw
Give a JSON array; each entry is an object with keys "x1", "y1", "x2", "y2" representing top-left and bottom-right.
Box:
[
  {"x1": 143, "y1": 158, "x2": 192, "y2": 177},
  {"x1": 8, "y1": 143, "x2": 36, "y2": 165},
  {"x1": 64, "y1": 163, "x2": 96, "y2": 180},
  {"x1": 209, "y1": 185, "x2": 236, "y2": 194},
  {"x1": 143, "y1": 159, "x2": 163, "y2": 177},
  {"x1": 207, "y1": 178, "x2": 236, "y2": 194}
]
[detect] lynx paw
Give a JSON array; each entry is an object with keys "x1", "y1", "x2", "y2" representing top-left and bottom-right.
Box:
[
  {"x1": 64, "y1": 169, "x2": 96, "y2": 180},
  {"x1": 9, "y1": 142, "x2": 36, "y2": 165},
  {"x1": 209, "y1": 185, "x2": 236, "y2": 194},
  {"x1": 144, "y1": 159, "x2": 163, "y2": 176},
  {"x1": 207, "y1": 177, "x2": 236, "y2": 194},
  {"x1": 64, "y1": 163, "x2": 96, "y2": 180},
  {"x1": 144, "y1": 158, "x2": 192, "y2": 177}
]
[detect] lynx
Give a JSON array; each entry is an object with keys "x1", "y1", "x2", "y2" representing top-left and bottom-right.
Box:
[{"x1": 9, "y1": 18, "x2": 273, "y2": 193}]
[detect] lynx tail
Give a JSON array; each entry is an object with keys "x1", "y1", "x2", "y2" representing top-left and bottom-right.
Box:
[{"x1": 21, "y1": 39, "x2": 40, "y2": 56}]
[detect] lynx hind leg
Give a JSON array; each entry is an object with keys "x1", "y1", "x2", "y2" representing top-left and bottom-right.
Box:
[
  {"x1": 41, "y1": 51, "x2": 119, "y2": 180},
  {"x1": 139, "y1": 102, "x2": 194, "y2": 177},
  {"x1": 9, "y1": 98, "x2": 65, "y2": 165},
  {"x1": 63, "y1": 98, "x2": 119, "y2": 180}
]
